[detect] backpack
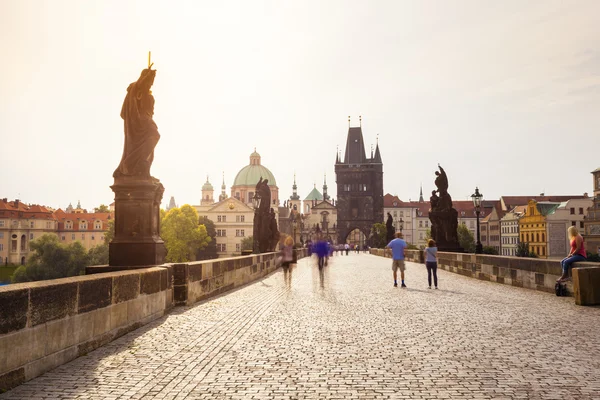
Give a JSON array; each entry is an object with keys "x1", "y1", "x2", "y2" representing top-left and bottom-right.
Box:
[{"x1": 555, "y1": 281, "x2": 567, "y2": 297}]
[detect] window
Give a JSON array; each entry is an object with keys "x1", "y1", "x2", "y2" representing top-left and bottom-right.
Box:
[
  {"x1": 400, "y1": 211, "x2": 404, "y2": 217},
  {"x1": 95, "y1": 222, "x2": 102, "y2": 230},
  {"x1": 81, "y1": 234, "x2": 85, "y2": 240},
  {"x1": 217, "y1": 243, "x2": 227, "y2": 252},
  {"x1": 580, "y1": 221, "x2": 584, "y2": 229},
  {"x1": 92, "y1": 236, "x2": 95, "y2": 240},
  {"x1": 66, "y1": 221, "x2": 73, "y2": 229},
  {"x1": 222, "y1": 215, "x2": 226, "y2": 222},
  {"x1": 393, "y1": 211, "x2": 397, "y2": 217},
  {"x1": 419, "y1": 221, "x2": 423, "y2": 228},
  {"x1": 0, "y1": 232, "x2": 3, "y2": 239},
  {"x1": 0, "y1": 244, "x2": 3, "y2": 251},
  {"x1": 80, "y1": 222, "x2": 87, "y2": 230},
  {"x1": 0, "y1": 221, "x2": 4, "y2": 227},
  {"x1": 30, "y1": 221, "x2": 35, "y2": 228},
  {"x1": 61, "y1": 236, "x2": 65, "y2": 241},
  {"x1": 71, "y1": 234, "x2": 75, "y2": 240},
  {"x1": 541, "y1": 233, "x2": 545, "y2": 242},
  {"x1": 30, "y1": 233, "x2": 34, "y2": 240},
  {"x1": 240, "y1": 229, "x2": 245, "y2": 237},
  {"x1": 236, "y1": 243, "x2": 240, "y2": 252},
  {"x1": 100, "y1": 236, "x2": 104, "y2": 242},
  {"x1": 572, "y1": 221, "x2": 576, "y2": 226},
  {"x1": 236, "y1": 215, "x2": 240, "y2": 222},
  {"x1": 236, "y1": 229, "x2": 240, "y2": 237},
  {"x1": 579, "y1": 207, "x2": 584, "y2": 215},
  {"x1": 425, "y1": 221, "x2": 429, "y2": 228},
  {"x1": 570, "y1": 208, "x2": 575, "y2": 215},
  {"x1": 46, "y1": 221, "x2": 52, "y2": 229},
  {"x1": 240, "y1": 215, "x2": 245, "y2": 222},
  {"x1": 419, "y1": 232, "x2": 423, "y2": 239},
  {"x1": 217, "y1": 215, "x2": 222, "y2": 222}
]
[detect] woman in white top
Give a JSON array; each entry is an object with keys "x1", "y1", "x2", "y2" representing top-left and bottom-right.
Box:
[{"x1": 424, "y1": 239, "x2": 438, "y2": 289}]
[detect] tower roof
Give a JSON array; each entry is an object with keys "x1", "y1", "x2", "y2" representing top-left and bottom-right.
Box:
[
  {"x1": 304, "y1": 185, "x2": 323, "y2": 201},
  {"x1": 343, "y1": 127, "x2": 367, "y2": 164},
  {"x1": 233, "y1": 150, "x2": 277, "y2": 187},
  {"x1": 202, "y1": 176, "x2": 214, "y2": 191}
]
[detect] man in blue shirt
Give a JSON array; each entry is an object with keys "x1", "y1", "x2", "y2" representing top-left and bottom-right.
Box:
[{"x1": 386, "y1": 232, "x2": 407, "y2": 287}]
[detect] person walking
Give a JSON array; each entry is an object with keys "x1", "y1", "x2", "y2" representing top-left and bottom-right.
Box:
[
  {"x1": 557, "y1": 226, "x2": 587, "y2": 282},
  {"x1": 386, "y1": 232, "x2": 407, "y2": 287},
  {"x1": 280, "y1": 236, "x2": 294, "y2": 269},
  {"x1": 345, "y1": 243, "x2": 350, "y2": 256},
  {"x1": 424, "y1": 239, "x2": 438, "y2": 289}
]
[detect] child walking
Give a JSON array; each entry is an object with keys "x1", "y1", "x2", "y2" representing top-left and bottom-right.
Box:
[{"x1": 424, "y1": 239, "x2": 438, "y2": 289}]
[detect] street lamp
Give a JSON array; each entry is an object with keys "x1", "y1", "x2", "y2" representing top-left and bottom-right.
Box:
[
  {"x1": 471, "y1": 187, "x2": 483, "y2": 254},
  {"x1": 252, "y1": 193, "x2": 261, "y2": 253}
]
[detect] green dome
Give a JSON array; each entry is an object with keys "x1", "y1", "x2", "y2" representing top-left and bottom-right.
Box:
[{"x1": 233, "y1": 165, "x2": 277, "y2": 187}]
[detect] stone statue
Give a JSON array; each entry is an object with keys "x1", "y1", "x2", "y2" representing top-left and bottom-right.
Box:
[
  {"x1": 269, "y1": 208, "x2": 280, "y2": 251},
  {"x1": 385, "y1": 212, "x2": 395, "y2": 243},
  {"x1": 429, "y1": 164, "x2": 462, "y2": 252},
  {"x1": 114, "y1": 68, "x2": 160, "y2": 179}
]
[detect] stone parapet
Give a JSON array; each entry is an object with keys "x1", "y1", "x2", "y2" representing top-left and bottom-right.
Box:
[
  {"x1": 369, "y1": 248, "x2": 600, "y2": 303},
  {"x1": 0, "y1": 249, "x2": 308, "y2": 392}
]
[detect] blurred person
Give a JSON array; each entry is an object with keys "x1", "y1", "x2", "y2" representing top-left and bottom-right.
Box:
[
  {"x1": 424, "y1": 239, "x2": 438, "y2": 289},
  {"x1": 558, "y1": 226, "x2": 587, "y2": 282}
]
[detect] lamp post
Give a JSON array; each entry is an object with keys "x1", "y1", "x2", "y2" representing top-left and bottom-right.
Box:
[
  {"x1": 252, "y1": 193, "x2": 261, "y2": 253},
  {"x1": 471, "y1": 187, "x2": 483, "y2": 254},
  {"x1": 292, "y1": 218, "x2": 297, "y2": 244}
]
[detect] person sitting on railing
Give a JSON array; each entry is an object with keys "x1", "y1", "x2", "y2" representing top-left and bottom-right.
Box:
[{"x1": 557, "y1": 226, "x2": 587, "y2": 282}]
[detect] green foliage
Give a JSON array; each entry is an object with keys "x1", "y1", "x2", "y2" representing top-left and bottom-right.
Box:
[
  {"x1": 94, "y1": 204, "x2": 110, "y2": 213},
  {"x1": 196, "y1": 216, "x2": 218, "y2": 260},
  {"x1": 0, "y1": 266, "x2": 18, "y2": 283},
  {"x1": 370, "y1": 223, "x2": 387, "y2": 249},
  {"x1": 88, "y1": 244, "x2": 109, "y2": 266},
  {"x1": 457, "y1": 223, "x2": 476, "y2": 253},
  {"x1": 425, "y1": 228, "x2": 432, "y2": 241},
  {"x1": 12, "y1": 234, "x2": 89, "y2": 283},
  {"x1": 406, "y1": 243, "x2": 419, "y2": 250},
  {"x1": 103, "y1": 219, "x2": 115, "y2": 245},
  {"x1": 482, "y1": 246, "x2": 499, "y2": 255},
  {"x1": 241, "y1": 236, "x2": 254, "y2": 251},
  {"x1": 516, "y1": 242, "x2": 537, "y2": 258},
  {"x1": 161, "y1": 205, "x2": 210, "y2": 262}
]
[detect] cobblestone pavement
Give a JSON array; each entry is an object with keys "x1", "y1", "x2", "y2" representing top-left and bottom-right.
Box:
[{"x1": 3, "y1": 254, "x2": 600, "y2": 400}]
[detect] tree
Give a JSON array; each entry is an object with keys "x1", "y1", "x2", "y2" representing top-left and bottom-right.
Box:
[
  {"x1": 88, "y1": 244, "x2": 109, "y2": 266},
  {"x1": 94, "y1": 204, "x2": 110, "y2": 213},
  {"x1": 457, "y1": 223, "x2": 476, "y2": 253},
  {"x1": 196, "y1": 216, "x2": 217, "y2": 260},
  {"x1": 103, "y1": 219, "x2": 115, "y2": 245},
  {"x1": 425, "y1": 228, "x2": 432, "y2": 241},
  {"x1": 516, "y1": 242, "x2": 537, "y2": 258},
  {"x1": 241, "y1": 236, "x2": 254, "y2": 251},
  {"x1": 370, "y1": 223, "x2": 387, "y2": 248},
  {"x1": 161, "y1": 205, "x2": 210, "y2": 262},
  {"x1": 482, "y1": 246, "x2": 499, "y2": 255},
  {"x1": 12, "y1": 234, "x2": 89, "y2": 283}
]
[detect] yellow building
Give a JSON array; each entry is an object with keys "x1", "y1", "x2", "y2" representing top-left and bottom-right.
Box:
[
  {"x1": 519, "y1": 199, "x2": 550, "y2": 258},
  {"x1": 53, "y1": 208, "x2": 113, "y2": 251}
]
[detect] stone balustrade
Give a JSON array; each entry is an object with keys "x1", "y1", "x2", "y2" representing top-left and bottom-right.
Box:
[
  {"x1": 0, "y1": 249, "x2": 307, "y2": 392},
  {"x1": 370, "y1": 248, "x2": 600, "y2": 306}
]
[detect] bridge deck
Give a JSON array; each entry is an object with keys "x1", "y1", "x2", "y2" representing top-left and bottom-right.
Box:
[{"x1": 2, "y1": 254, "x2": 599, "y2": 399}]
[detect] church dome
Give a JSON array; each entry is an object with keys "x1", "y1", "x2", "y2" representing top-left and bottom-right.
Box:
[{"x1": 233, "y1": 150, "x2": 277, "y2": 187}]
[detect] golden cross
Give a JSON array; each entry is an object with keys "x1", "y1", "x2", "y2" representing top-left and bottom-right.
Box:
[{"x1": 148, "y1": 51, "x2": 154, "y2": 69}]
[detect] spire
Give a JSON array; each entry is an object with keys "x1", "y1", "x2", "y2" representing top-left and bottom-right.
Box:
[
  {"x1": 323, "y1": 173, "x2": 329, "y2": 201},
  {"x1": 342, "y1": 118, "x2": 367, "y2": 164},
  {"x1": 359, "y1": 115, "x2": 362, "y2": 127},
  {"x1": 77, "y1": 200, "x2": 81, "y2": 209},
  {"x1": 221, "y1": 172, "x2": 226, "y2": 189},
  {"x1": 419, "y1": 184, "x2": 424, "y2": 203},
  {"x1": 373, "y1": 142, "x2": 382, "y2": 163},
  {"x1": 290, "y1": 172, "x2": 300, "y2": 200},
  {"x1": 219, "y1": 172, "x2": 227, "y2": 201}
]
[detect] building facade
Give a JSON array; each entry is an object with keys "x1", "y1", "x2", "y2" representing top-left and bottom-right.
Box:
[
  {"x1": 584, "y1": 167, "x2": 600, "y2": 255},
  {"x1": 500, "y1": 206, "x2": 525, "y2": 256},
  {"x1": 335, "y1": 125, "x2": 383, "y2": 244}
]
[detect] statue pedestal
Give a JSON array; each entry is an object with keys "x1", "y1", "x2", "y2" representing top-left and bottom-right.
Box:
[
  {"x1": 109, "y1": 178, "x2": 166, "y2": 266},
  {"x1": 429, "y1": 209, "x2": 463, "y2": 253}
]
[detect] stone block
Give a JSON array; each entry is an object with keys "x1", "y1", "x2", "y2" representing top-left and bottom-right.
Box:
[
  {"x1": 0, "y1": 368, "x2": 25, "y2": 392},
  {"x1": 127, "y1": 298, "x2": 144, "y2": 323},
  {"x1": 188, "y1": 263, "x2": 203, "y2": 282},
  {"x1": 93, "y1": 307, "x2": 112, "y2": 337},
  {"x1": 573, "y1": 267, "x2": 600, "y2": 306},
  {"x1": 173, "y1": 263, "x2": 189, "y2": 285},
  {"x1": 30, "y1": 282, "x2": 78, "y2": 326},
  {"x1": 110, "y1": 301, "x2": 128, "y2": 331},
  {"x1": 159, "y1": 267, "x2": 169, "y2": 291},
  {"x1": 45, "y1": 318, "x2": 79, "y2": 356},
  {"x1": 72, "y1": 311, "x2": 95, "y2": 344},
  {"x1": 140, "y1": 269, "x2": 161, "y2": 295},
  {"x1": 112, "y1": 273, "x2": 140, "y2": 304},
  {"x1": 2, "y1": 324, "x2": 46, "y2": 374},
  {"x1": 212, "y1": 262, "x2": 222, "y2": 277},
  {"x1": 174, "y1": 284, "x2": 188, "y2": 305},
  {"x1": 24, "y1": 346, "x2": 78, "y2": 382},
  {"x1": 78, "y1": 277, "x2": 112, "y2": 313},
  {"x1": 0, "y1": 288, "x2": 29, "y2": 335}
]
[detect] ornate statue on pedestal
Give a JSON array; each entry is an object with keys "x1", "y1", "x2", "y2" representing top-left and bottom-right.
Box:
[
  {"x1": 253, "y1": 177, "x2": 279, "y2": 253},
  {"x1": 428, "y1": 164, "x2": 462, "y2": 252},
  {"x1": 386, "y1": 212, "x2": 395, "y2": 243},
  {"x1": 109, "y1": 54, "x2": 167, "y2": 267}
]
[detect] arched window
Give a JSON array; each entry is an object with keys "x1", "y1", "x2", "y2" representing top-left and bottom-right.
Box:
[
  {"x1": 541, "y1": 233, "x2": 545, "y2": 242},
  {"x1": 536, "y1": 233, "x2": 540, "y2": 243},
  {"x1": 20, "y1": 234, "x2": 26, "y2": 251},
  {"x1": 526, "y1": 233, "x2": 529, "y2": 242}
]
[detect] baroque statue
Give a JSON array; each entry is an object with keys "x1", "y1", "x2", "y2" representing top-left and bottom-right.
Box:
[
  {"x1": 386, "y1": 212, "x2": 395, "y2": 243},
  {"x1": 114, "y1": 67, "x2": 160, "y2": 179},
  {"x1": 429, "y1": 164, "x2": 461, "y2": 252},
  {"x1": 253, "y1": 177, "x2": 279, "y2": 253}
]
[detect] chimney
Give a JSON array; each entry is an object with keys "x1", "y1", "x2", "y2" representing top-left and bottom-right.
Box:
[
  {"x1": 15, "y1": 199, "x2": 19, "y2": 208},
  {"x1": 584, "y1": 192, "x2": 589, "y2": 198},
  {"x1": 2, "y1": 198, "x2": 6, "y2": 203}
]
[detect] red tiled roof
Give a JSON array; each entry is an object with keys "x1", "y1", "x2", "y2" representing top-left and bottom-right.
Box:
[
  {"x1": 500, "y1": 195, "x2": 587, "y2": 211},
  {"x1": 0, "y1": 199, "x2": 55, "y2": 219},
  {"x1": 53, "y1": 209, "x2": 113, "y2": 231}
]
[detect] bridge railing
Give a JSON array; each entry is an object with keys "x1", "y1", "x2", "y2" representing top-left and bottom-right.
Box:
[
  {"x1": 369, "y1": 248, "x2": 600, "y2": 306},
  {"x1": 0, "y1": 248, "x2": 308, "y2": 392}
]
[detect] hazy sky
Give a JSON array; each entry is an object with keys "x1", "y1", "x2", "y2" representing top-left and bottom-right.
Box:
[{"x1": 1, "y1": 0, "x2": 599, "y2": 210}]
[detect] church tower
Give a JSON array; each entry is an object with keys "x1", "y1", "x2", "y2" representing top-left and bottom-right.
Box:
[
  {"x1": 419, "y1": 185, "x2": 424, "y2": 203},
  {"x1": 335, "y1": 117, "x2": 384, "y2": 244},
  {"x1": 201, "y1": 176, "x2": 214, "y2": 205},
  {"x1": 323, "y1": 173, "x2": 330, "y2": 201},
  {"x1": 289, "y1": 173, "x2": 301, "y2": 212},
  {"x1": 219, "y1": 173, "x2": 228, "y2": 202}
]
